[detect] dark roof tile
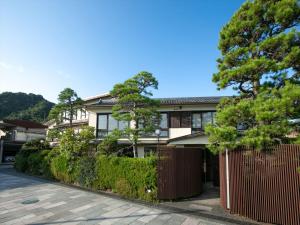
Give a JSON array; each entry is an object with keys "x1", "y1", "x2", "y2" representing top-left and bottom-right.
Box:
[
  {"x1": 91, "y1": 96, "x2": 227, "y2": 106},
  {"x1": 3, "y1": 119, "x2": 47, "y2": 129}
]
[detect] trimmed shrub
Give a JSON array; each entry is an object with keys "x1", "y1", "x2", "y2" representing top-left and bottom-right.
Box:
[
  {"x1": 15, "y1": 144, "x2": 158, "y2": 202},
  {"x1": 94, "y1": 155, "x2": 157, "y2": 201}
]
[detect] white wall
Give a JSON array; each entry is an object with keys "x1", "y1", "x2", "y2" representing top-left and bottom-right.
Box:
[
  {"x1": 88, "y1": 111, "x2": 97, "y2": 128},
  {"x1": 169, "y1": 128, "x2": 191, "y2": 139},
  {"x1": 15, "y1": 131, "x2": 46, "y2": 142}
]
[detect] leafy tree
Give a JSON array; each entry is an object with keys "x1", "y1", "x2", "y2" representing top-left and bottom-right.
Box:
[
  {"x1": 48, "y1": 88, "x2": 83, "y2": 127},
  {"x1": 59, "y1": 126, "x2": 95, "y2": 156},
  {"x1": 46, "y1": 128, "x2": 61, "y2": 141},
  {"x1": 206, "y1": 0, "x2": 300, "y2": 153},
  {"x1": 98, "y1": 130, "x2": 122, "y2": 156},
  {"x1": 110, "y1": 71, "x2": 160, "y2": 157}
]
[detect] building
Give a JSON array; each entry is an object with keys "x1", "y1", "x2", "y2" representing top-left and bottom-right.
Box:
[
  {"x1": 87, "y1": 96, "x2": 222, "y2": 155},
  {"x1": 86, "y1": 95, "x2": 224, "y2": 187},
  {"x1": 0, "y1": 119, "x2": 47, "y2": 163},
  {"x1": 47, "y1": 93, "x2": 224, "y2": 186}
]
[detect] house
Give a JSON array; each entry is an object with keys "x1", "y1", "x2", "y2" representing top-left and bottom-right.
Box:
[
  {"x1": 48, "y1": 93, "x2": 224, "y2": 187},
  {"x1": 0, "y1": 119, "x2": 47, "y2": 163},
  {"x1": 85, "y1": 95, "x2": 224, "y2": 187},
  {"x1": 86, "y1": 96, "x2": 221, "y2": 155},
  {"x1": 0, "y1": 119, "x2": 47, "y2": 142}
]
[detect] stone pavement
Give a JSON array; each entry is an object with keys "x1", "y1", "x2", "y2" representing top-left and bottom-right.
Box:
[{"x1": 0, "y1": 169, "x2": 238, "y2": 225}]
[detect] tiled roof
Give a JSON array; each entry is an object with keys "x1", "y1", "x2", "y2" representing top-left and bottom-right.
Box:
[
  {"x1": 3, "y1": 119, "x2": 47, "y2": 129},
  {"x1": 91, "y1": 96, "x2": 227, "y2": 106},
  {"x1": 84, "y1": 93, "x2": 111, "y2": 101}
]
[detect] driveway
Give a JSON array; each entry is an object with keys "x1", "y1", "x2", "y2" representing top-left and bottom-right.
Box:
[{"x1": 0, "y1": 167, "x2": 235, "y2": 225}]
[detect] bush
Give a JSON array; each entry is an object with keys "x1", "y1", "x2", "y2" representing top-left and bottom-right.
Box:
[
  {"x1": 15, "y1": 149, "x2": 53, "y2": 177},
  {"x1": 22, "y1": 139, "x2": 50, "y2": 150},
  {"x1": 27, "y1": 150, "x2": 52, "y2": 176},
  {"x1": 50, "y1": 153, "x2": 79, "y2": 184},
  {"x1": 14, "y1": 128, "x2": 158, "y2": 202},
  {"x1": 15, "y1": 149, "x2": 39, "y2": 172},
  {"x1": 94, "y1": 155, "x2": 157, "y2": 201},
  {"x1": 78, "y1": 156, "x2": 96, "y2": 188}
]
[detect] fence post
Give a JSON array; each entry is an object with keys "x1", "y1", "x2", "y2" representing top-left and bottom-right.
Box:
[{"x1": 225, "y1": 148, "x2": 230, "y2": 209}]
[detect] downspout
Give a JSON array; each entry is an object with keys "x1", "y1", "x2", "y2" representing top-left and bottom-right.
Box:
[{"x1": 225, "y1": 148, "x2": 230, "y2": 209}]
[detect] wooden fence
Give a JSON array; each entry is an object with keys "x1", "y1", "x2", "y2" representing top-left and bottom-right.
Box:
[
  {"x1": 220, "y1": 144, "x2": 300, "y2": 225},
  {"x1": 157, "y1": 147, "x2": 203, "y2": 200}
]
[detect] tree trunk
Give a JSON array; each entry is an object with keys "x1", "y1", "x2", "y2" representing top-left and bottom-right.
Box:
[
  {"x1": 69, "y1": 103, "x2": 73, "y2": 128},
  {"x1": 252, "y1": 80, "x2": 260, "y2": 97}
]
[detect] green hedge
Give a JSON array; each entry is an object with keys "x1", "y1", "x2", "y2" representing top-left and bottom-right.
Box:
[
  {"x1": 14, "y1": 150, "x2": 157, "y2": 201},
  {"x1": 94, "y1": 156, "x2": 157, "y2": 201}
]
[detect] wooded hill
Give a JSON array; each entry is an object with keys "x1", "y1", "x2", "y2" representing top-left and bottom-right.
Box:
[{"x1": 0, "y1": 92, "x2": 54, "y2": 123}]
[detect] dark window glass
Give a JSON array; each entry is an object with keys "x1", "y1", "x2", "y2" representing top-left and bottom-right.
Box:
[
  {"x1": 170, "y1": 112, "x2": 181, "y2": 128},
  {"x1": 181, "y1": 112, "x2": 191, "y2": 128}
]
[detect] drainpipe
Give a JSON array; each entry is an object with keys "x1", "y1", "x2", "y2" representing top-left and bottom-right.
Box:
[
  {"x1": 225, "y1": 148, "x2": 230, "y2": 209},
  {"x1": 0, "y1": 140, "x2": 3, "y2": 164}
]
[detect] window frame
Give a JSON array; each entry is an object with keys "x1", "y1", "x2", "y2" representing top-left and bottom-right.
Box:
[
  {"x1": 138, "y1": 112, "x2": 169, "y2": 138},
  {"x1": 96, "y1": 113, "x2": 130, "y2": 138},
  {"x1": 190, "y1": 111, "x2": 216, "y2": 133}
]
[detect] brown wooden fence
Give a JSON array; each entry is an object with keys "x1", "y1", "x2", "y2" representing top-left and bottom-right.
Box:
[
  {"x1": 157, "y1": 147, "x2": 203, "y2": 200},
  {"x1": 220, "y1": 144, "x2": 300, "y2": 225}
]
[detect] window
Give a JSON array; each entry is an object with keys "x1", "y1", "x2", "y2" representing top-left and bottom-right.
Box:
[
  {"x1": 139, "y1": 113, "x2": 169, "y2": 137},
  {"x1": 170, "y1": 112, "x2": 191, "y2": 128},
  {"x1": 80, "y1": 109, "x2": 87, "y2": 120},
  {"x1": 192, "y1": 113, "x2": 202, "y2": 128},
  {"x1": 212, "y1": 112, "x2": 216, "y2": 125},
  {"x1": 158, "y1": 113, "x2": 169, "y2": 137},
  {"x1": 108, "y1": 114, "x2": 118, "y2": 132},
  {"x1": 202, "y1": 112, "x2": 213, "y2": 128},
  {"x1": 97, "y1": 114, "x2": 129, "y2": 138},
  {"x1": 192, "y1": 111, "x2": 215, "y2": 133},
  {"x1": 160, "y1": 113, "x2": 168, "y2": 129}
]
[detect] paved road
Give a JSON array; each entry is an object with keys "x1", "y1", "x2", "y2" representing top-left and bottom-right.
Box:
[{"x1": 0, "y1": 169, "x2": 233, "y2": 225}]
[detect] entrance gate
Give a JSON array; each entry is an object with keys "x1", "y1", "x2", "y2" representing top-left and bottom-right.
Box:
[{"x1": 157, "y1": 147, "x2": 203, "y2": 200}]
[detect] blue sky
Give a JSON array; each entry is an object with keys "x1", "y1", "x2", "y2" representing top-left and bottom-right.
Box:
[{"x1": 0, "y1": 0, "x2": 245, "y2": 103}]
